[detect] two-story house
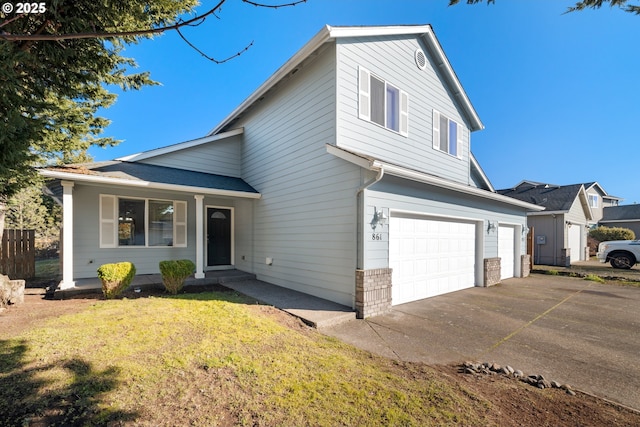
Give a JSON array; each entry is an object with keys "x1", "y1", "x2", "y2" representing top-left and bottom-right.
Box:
[{"x1": 42, "y1": 25, "x2": 542, "y2": 317}]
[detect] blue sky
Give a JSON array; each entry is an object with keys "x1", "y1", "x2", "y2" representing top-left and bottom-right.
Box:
[{"x1": 90, "y1": 0, "x2": 640, "y2": 204}]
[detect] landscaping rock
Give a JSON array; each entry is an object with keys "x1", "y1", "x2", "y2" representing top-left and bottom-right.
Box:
[
  {"x1": 459, "y1": 361, "x2": 578, "y2": 398},
  {"x1": 0, "y1": 274, "x2": 25, "y2": 306}
]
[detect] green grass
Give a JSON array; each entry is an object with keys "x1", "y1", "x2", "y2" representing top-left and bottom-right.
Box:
[
  {"x1": 545, "y1": 269, "x2": 559, "y2": 275},
  {"x1": 0, "y1": 292, "x2": 493, "y2": 426},
  {"x1": 35, "y1": 258, "x2": 60, "y2": 279},
  {"x1": 583, "y1": 274, "x2": 606, "y2": 284}
]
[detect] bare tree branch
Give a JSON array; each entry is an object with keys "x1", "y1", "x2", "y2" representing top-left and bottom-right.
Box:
[
  {"x1": 0, "y1": 1, "x2": 227, "y2": 41},
  {"x1": 0, "y1": 0, "x2": 308, "y2": 42},
  {"x1": 176, "y1": 26, "x2": 254, "y2": 64}
]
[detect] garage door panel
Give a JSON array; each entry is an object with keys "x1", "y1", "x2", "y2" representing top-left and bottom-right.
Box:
[
  {"x1": 498, "y1": 225, "x2": 515, "y2": 280},
  {"x1": 390, "y1": 216, "x2": 476, "y2": 305}
]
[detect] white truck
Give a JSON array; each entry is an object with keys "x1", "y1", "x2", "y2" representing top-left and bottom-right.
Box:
[{"x1": 597, "y1": 240, "x2": 640, "y2": 269}]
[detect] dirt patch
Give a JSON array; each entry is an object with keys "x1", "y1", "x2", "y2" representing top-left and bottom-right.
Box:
[
  {"x1": 434, "y1": 365, "x2": 640, "y2": 426},
  {"x1": 2, "y1": 286, "x2": 639, "y2": 426}
]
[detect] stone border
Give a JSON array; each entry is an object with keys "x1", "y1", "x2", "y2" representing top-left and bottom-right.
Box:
[{"x1": 461, "y1": 361, "x2": 575, "y2": 395}]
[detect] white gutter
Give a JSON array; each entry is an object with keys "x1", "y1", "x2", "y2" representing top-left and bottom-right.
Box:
[
  {"x1": 327, "y1": 144, "x2": 543, "y2": 211},
  {"x1": 374, "y1": 162, "x2": 543, "y2": 211},
  {"x1": 40, "y1": 170, "x2": 262, "y2": 199}
]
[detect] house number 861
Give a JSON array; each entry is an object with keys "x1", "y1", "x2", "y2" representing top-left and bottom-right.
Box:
[{"x1": 372, "y1": 233, "x2": 382, "y2": 241}]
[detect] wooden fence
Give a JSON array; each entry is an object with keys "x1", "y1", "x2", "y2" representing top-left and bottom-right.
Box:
[{"x1": 0, "y1": 229, "x2": 35, "y2": 279}]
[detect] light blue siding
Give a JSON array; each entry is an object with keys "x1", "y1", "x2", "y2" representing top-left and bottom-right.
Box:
[
  {"x1": 140, "y1": 134, "x2": 242, "y2": 177},
  {"x1": 336, "y1": 36, "x2": 472, "y2": 185},
  {"x1": 70, "y1": 183, "x2": 253, "y2": 279},
  {"x1": 233, "y1": 44, "x2": 362, "y2": 307},
  {"x1": 364, "y1": 175, "x2": 528, "y2": 275},
  {"x1": 71, "y1": 184, "x2": 195, "y2": 278}
]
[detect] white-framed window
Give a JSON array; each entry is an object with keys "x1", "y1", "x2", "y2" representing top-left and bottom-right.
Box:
[
  {"x1": 359, "y1": 67, "x2": 408, "y2": 136},
  {"x1": 100, "y1": 195, "x2": 187, "y2": 248},
  {"x1": 433, "y1": 110, "x2": 463, "y2": 157},
  {"x1": 588, "y1": 194, "x2": 599, "y2": 208}
]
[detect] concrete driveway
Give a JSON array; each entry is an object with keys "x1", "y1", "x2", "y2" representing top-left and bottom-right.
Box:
[{"x1": 323, "y1": 274, "x2": 640, "y2": 410}]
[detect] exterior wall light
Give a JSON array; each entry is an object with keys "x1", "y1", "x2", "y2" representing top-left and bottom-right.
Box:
[
  {"x1": 371, "y1": 208, "x2": 388, "y2": 230},
  {"x1": 487, "y1": 221, "x2": 496, "y2": 233}
]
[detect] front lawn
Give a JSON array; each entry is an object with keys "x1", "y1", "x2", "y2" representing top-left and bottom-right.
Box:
[{"x1": 0, "y1": 291, "x2": 491, "y2": 426}]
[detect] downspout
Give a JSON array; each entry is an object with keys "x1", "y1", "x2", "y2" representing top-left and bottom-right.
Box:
[{"x1": 356, "y1": 165, "x2": 384, "y2": 271}]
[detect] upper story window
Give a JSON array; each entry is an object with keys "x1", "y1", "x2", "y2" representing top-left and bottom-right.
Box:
[
  {"x1": 100, "y1": 195, "x2": 187, "y2": 248},
  {"x1": 358, "y1": 67, "x2": 408, "y2": 136},
  {"x1": 433, "y1": 110, "x2": 463, "y2": 158},
  {"x1": 588, "y1": 194, "x2": 599, "y2": 208}
]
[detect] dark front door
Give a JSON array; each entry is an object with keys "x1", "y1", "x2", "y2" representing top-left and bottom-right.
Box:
[{"x1": 207, "y1": 208, "x2": 232, "y2": 266}]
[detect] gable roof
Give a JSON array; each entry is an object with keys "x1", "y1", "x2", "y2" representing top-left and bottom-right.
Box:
[
  {"x1": 498, "y1": 181, "x2": 591, "y2": 219},
  {"x1": 41, "y1": 161, "x2": 260, "y2": 199},
  {"x1": 208, "y1": 24, "x2": 483, "y2": 136},
  {"x1": 601, "y1": 205, "x2": 640, "y2": 222},
  {"x1": 581, "y1": 182, "x2": 623, "y2": 201}
]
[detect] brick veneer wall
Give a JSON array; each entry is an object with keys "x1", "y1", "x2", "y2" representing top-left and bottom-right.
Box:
[
  {"x1": 355, "y1": 268, "x2": 392, "y2": 319},
  {"x1": 484, "y1": 257, "x2": 501, "y2": 287},
  {"x1": 521, "y1": 254, "x2": 531, "y2": 277}
]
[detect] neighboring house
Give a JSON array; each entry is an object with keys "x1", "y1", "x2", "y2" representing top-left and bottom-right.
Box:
[
  {"x1": 582, "y1": 182, "x2": 622, "y2": 226},
  {"x1": 599, "y1": 205, "x2": 640, "y2": 238},
  {"x1": 41, "y1": 24, "x2": 542, "y2": 318},
  {"x1": 498, "y1": 180, "x2": 619, "y2": 266}
]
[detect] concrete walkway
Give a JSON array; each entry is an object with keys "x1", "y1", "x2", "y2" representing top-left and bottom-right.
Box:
[{"x1": 56, "y1": 270, "x2": 355, "y2": 328}]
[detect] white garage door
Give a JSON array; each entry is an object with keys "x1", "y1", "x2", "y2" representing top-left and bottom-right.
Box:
[
  {"x1": 568, "y1": 224, "x2": 583, "y2": 264},
  {"x1": 389, "y1": 216, "x2": 476, "y2": 305},
  {"x1": 498, "y1": 225, "x2": 515, "y2": 280}
]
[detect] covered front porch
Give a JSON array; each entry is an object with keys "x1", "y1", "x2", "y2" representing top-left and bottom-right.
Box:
[{"x1": 40, "y1": 162, "x2": 261, "y2": 290}]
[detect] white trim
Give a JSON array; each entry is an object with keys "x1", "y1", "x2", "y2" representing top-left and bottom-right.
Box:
[
  {"x1": 60, "y1": 181, "x2": 75, "y2": 290},
  {"x1": 358, "y1": 66, "x2": 371, "y2": 121},
  {"x1": 326, "y1": 144, "x2": 543, "y2": 211},
  {"x1": 378, "y1": 162, "x2": 543, "y2": 211},
  {"x1": 208, "y1": 24, "x2": 483, "y2": 136},
  {"x1": 173, "y1": 201, "x2": 188, "y2": 248},
  {"x1": 194, "y1": 195, "x2": 205, "y2": 279},
  {"x1": 40, "y1": 169, "x2": 261, "y2": 199},
  {"x1": 399, "y1": 90, "x2": 409, "y2": 137},
  {"x1": 117, "y1": 128, "x2": 244, "y2": 162},
  {"x1": 205, "y1": 205, "x2": 235, "y2": 269},
  {"x1": 421, "y1": 29, "x2": 483, "y2": 131},
  {"x1": 599, "y1": 219, "x2": 640, "y2": 224},
  {"x1": 470, "y1": 153, "x2": 495, "y2": 192},
  {"x1": 99, "y1": 195, "x2": 117, "y2": 248}
]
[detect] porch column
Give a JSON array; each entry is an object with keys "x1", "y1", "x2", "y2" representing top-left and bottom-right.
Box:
[
  {"x1": 60, "y1": 181, "x2": 75, "y2": 289},
  {"x1": 194, "y1": 195, "x2": 205, "y2": 279}
]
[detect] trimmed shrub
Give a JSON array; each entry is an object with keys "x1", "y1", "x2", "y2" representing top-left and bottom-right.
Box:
[
  {"x1": 97, "y1": 262, "x2": 136, "y2": 299},
  {"x1": 159, "y1": 259, "x2": 195, "y2": 294},
  {"x1": 589, "y1": 226, "x2": 635, "y2": 243}
]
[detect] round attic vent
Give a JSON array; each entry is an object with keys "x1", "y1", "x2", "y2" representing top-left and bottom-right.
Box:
[{"x1": 414, "y1": 48, "x2": 427, "y2": 70}]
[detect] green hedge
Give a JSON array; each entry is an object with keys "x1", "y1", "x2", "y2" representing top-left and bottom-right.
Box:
[
  {"x1": 589, "y1": 226, "x2": 635, "y2": 242},
  {"x1": 97, "y1": 262, "x2": 136, "y2": 299},
  {"x1": 159, "y1": 259, "x2": 195, "y2": 295}
]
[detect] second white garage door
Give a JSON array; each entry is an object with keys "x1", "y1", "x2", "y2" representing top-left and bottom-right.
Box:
[
  {"x1": 498, "y1": 225, "x2": 515, "y2": 280},
  {"x1": 568, "y1": 224, "x2": 583, "y2": 264},
  {"x1": 389, "y1": 216, "x2": 476, "y2": 305}
]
